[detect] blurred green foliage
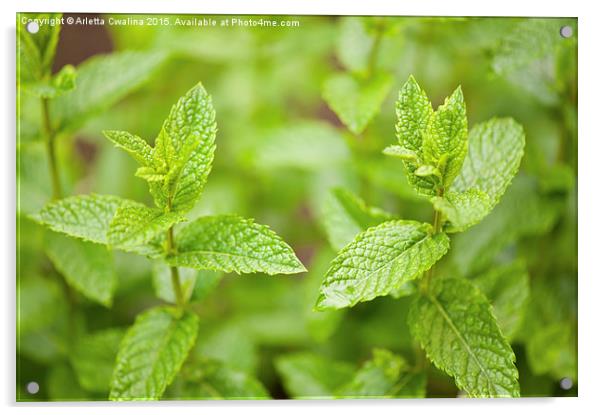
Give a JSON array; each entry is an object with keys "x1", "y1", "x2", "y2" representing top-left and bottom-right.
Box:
[{"x1": 17, "y1": 14, "x2": 577, "y2": 400}]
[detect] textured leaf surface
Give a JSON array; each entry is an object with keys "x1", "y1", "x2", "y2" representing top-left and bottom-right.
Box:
[
  {"x1": 395, "y1": 76, "x2": 436, "y2": 195},
  {"x1": 423, "y1": 86, "x2": 468, "y2": 187},
  {"x1": 409, "y1": 278, "x2": 519, "y2": 397},
  {"x1": 45, "y1": 231, "x2": 116, "y2": 307},
  {"x1": 103, "y1": 130, "x2": 154, "y2": 166},
  {"x1": 432, "y1": 189, "x2": 491, "y2": 233},
  {"x1": 316, "y1": 220, "x2": 449, "y2": 310},
  {"x1": 37, "y1": 194, "x2": 128, "y2": 244},
  {"x1": 150, "y1": 83, "x2": 217, "y2": 214},
  {"x1": 451, "y1": 118, "x2": 525, "y2": 210},
  {"x1": 337, "y1": 349, "x2": 426, "y2": 398},
  {"x1": 276, "y1": 353, "x2": 355, "y2": 398},
  {"x1": 321, "y1": 187, "x2": 395, "y2": 250},
  {"x1": 177, "y1": 359, "x2": 269, "y2": 399},
  {"x1": 472, "y1": 261, "x2": 529, "y2": 340},
  {"x1": 322, "y1": 72, "x2": 393, "y2": 134},
  {"x1": 168, "y1": 215, "x2": 306, "y2": 275},
  {"x1": 110, "y1": 307, "x2": 199, "y2": 401},
  {"x1": 52, "y1": 50, "x2": 167, "y2": 133},
  {"x1": 107, "y1": 204, "x2": 184, "y2": 251},
  {"x1": 71, "y1": 328, "x2": 125, "y2": 393}
]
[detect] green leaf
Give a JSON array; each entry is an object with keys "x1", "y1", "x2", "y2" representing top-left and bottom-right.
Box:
[
  {"x1": 275, "y1": 353, "x2": 355, "y2": 398},
  {"x1": 17, "y1": 13, "x2": 62, "y2": 84},
  {"x1": 17, "y1": 275, "x2": 65, "y2": 334},
  {"x1": 423, "y1": 86, "x2": 468, "y2": 188},
  {"x1": 71, "y1": 328, "x2": 125, "y2": 393},
  {"x1": 167, "y1": 215, "x2": 306, "y2": 275},
  {"x1": 432, "y1": 189, "x2": 491, "y2": 233},
  {"x1": 150, "y1": 83, "x2": 217, "y2": 214},
  {"x1": 46, "y1": 363, "x2": 89, "y2": 401},
  {"x1": 451, "y1": 118, "x2": 525, "y2": 209},
  {"x1": 44, "y1": 231, "x2": 116, "y2": 307},
  {"x1": 316, "y1": 220, "x2": 449, "y2": 310},
  {"x1": 177, "y1": 359, "x2": 269, "y2": 399},
  {"x1": 337, "y1": 349, "x2": 426, "y2": 398},
  {"x1": 191, "y1": 270, "x2": 224, "y2": 302},
  {"x1": 107, "y1": 204, "x2": 185, "y2": 251},
  {"x1": 395, "y1": 75, "x2": 435, "y2": 195},
  {"x1": 110, "y1": 306, "x2": 199, "y2": 401},
  {"x1": 336, "y1": 17, "x2": 374, "y2": 73},
  {"x1": 472, "y1": 261, "x2": 530, "y2": 341},
  {"x1": 26, "y1": 64, "x2": 77, "y2": 99},
  {"x1": 526, "y1": 322, "x2": 576, "y2": 380},
  {"x1": 52, "y1": 50, "x2": 167, "y2": 134},
  {"x1": 322, "y1": 72, "x2": 393, "y2": 135},
  {"x1": 382, "y1": 145, "x2": 418, "y2": 161},
  {"x1": 196, "y1": 325, "x2": 258, "y2": 374},
  {"x1": 321, "y1": 187, "x2": 395, "y2": 250},
  {"x1": 102, "y1": 130, "x2": 154, "y2": 166},
  {"x1": 255, "y1": 121, "x2": 349, "y2": 170},
  {"x1": 36, "y1": 194, "x2": 129, "y2": 244},
  {"x1": 409, "y1": 277, "x2": 519, "y2": 397}
]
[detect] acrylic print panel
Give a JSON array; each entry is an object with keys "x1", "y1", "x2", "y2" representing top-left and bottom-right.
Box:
[{"x1": 16, "y1": 13, "x2": 577, "y2": 401}]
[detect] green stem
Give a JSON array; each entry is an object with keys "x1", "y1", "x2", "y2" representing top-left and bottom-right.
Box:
[
  {"x1": 423, "y1": 188, "x2": 444, "y2": 291},
  {"x1": 167, "y1": 226, "x2": 185, "y2": 309},
  {"x1": 41, "y1": 97, "x2": 62, "y2": 199}
]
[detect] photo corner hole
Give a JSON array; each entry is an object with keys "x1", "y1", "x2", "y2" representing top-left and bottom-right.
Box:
[
  {"x1": 560, "y1": 25, "x2": 573, "y2": 38},
  {"x1": 26, "y1": 381, "x2": 39, "y2": 395},
  {"x1": 26, "y1": 21, "x2": 40, "y2": 34},
  {"x1": 559, "y1": 377, "x2": 573, "y2": 390}
]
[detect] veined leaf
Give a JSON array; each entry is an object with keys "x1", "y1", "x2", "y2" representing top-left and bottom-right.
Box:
[
  {"x1": 150, "y1": 83, "x2": 217, "y2": 214},
  {"x1": 275, "y1": 353, "x2": 355, "y2": 398},
  {"x1": 176, "y1": 359, "x2": 269, "y2": 399},
  {"x1": 52, "y1": 50, "x2": 167, "y2": 134},
  {"x1": 315, "y1": 220, "x2": 450, "y2": 310},
  {"x1": 36, "y1": 194, "x2": 129, "y2": 244},
  {"x1": 432, "y1": 189, "x2": 491, "y2": 233},
  {"x1": 107, "y1": 204, "x2": 185, "y2": 251},
  {"x1": 71, "y1": 328, "x2": 125, "y2": 393},
  {"x1": 167, "y1": 215, "x2": 306, "y2": 275},
  {"x1": 472, "y1": 261, "x2": 529, "y2": 341},
  {"x1": 395, "y1": 75, "x2": 436, "y2": 195},
  {"x1": 109, "y1": 306, "x2": 199, "y2": 401},
  {"x1": 451, "y1": 118, "x2": 525, "y2": 209},
  {"x1": 44, "y1": 231, "x2": 116, "y2": 307},
  {"x1": 336, "y1": 349, "x2": 426, "y2": 398},
  {"x1": 102, "y1": 130, "x2": 154, "y2": 166},
  {"x1": 322, "y1": 72, "x2": 393, "y2": 135},
  {"x1": 423, "y1": 86, "x2": 468, "y2": 188},
  {"x1": 409, "y1": 277, "x2": 519, "y2": 397},
  {"x1": 321, "y1": 187, "x2": 395, "y2": 250}
]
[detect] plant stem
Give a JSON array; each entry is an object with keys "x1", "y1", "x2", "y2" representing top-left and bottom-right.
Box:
[
  {"x1": 423, "y1": 188, "x2": 444, "y2": 290},
  {"x1": 41, "y1": 97, "x2": 62, "y2": 199},
  {"x1": 167, "y1": 226, "x2": 185, "y2": 309}
]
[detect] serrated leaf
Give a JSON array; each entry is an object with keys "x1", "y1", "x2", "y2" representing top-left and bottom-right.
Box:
[
  {"x1": 315, "y1": 220, "x2": 450, "y2": 310},
  {"x1": 52, "y1": 50, "x2": 167, "y2": 134},
  {"x1": 44, "y1": 231, "x2": 116, "y2": 307},
  {"x1": 107, "y1": 204, "x2": 184, "y2": 251},
  {"x1": 109, "y1": 306, "x2": 199, "y2": 401},
  {"x1": 337, "y1": 349, "x2": 426, "y2": 398},
  {"x1": 177, "y1": 359, "x2": 269, "y2": 399},
  {"x1": 255, "y1": 121, "x2": 349, "y2": 170},
  {"x1": 321, "y1": 187, "x2": 395, "y2": 250},
  {"x1": 150, "y1": 83, "x2": 217, "y2": 214},
  {"x1": 423, "y1": 86, "x2": 468, "y2": 188},
  {"x1": 71, "y1": 328, "x2": 125, "y2": 393},
  {"x1": 322, "y1": 72, "x2": 393, "y2": 135},
  {"x1": 36, "y1": 194, "x2": 129, "y2": 244},
  {"x1": 167, "y1": 215, "x2": 306, "y2": 275},
  {"x1": 276, "y1": 353, "x2": 355, "y2": 398},
  {"x1": 395, "y1": 75, "x2": 436, "y2": 195},
  {"x1": 472, "y1": 261, "x2": 529, "y2": 340},
  {"x1": 102, "y1": 130, "x2": 154, "y2": 166},
  {"x1": 409, "y1": 277, "x2": 519, "y2": 397},
  {"x1": 432, "y1": 189, "x2": 491, "y2": 233},
  {"x1": 451, "y1": 118, "x2": 525, "y2": 209}
]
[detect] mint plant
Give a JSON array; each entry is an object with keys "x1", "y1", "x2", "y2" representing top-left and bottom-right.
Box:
[
  {"x1": 315, "y1": 75, "x2": 526, "y2": 398},
  {"x1": 34, "y1": 83, "x2": 306, "y2": 400}
]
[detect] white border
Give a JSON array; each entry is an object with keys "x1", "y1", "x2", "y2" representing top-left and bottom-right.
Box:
[{"x1": 2, "y1": 1, "x2": 600, "y2": 414}]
